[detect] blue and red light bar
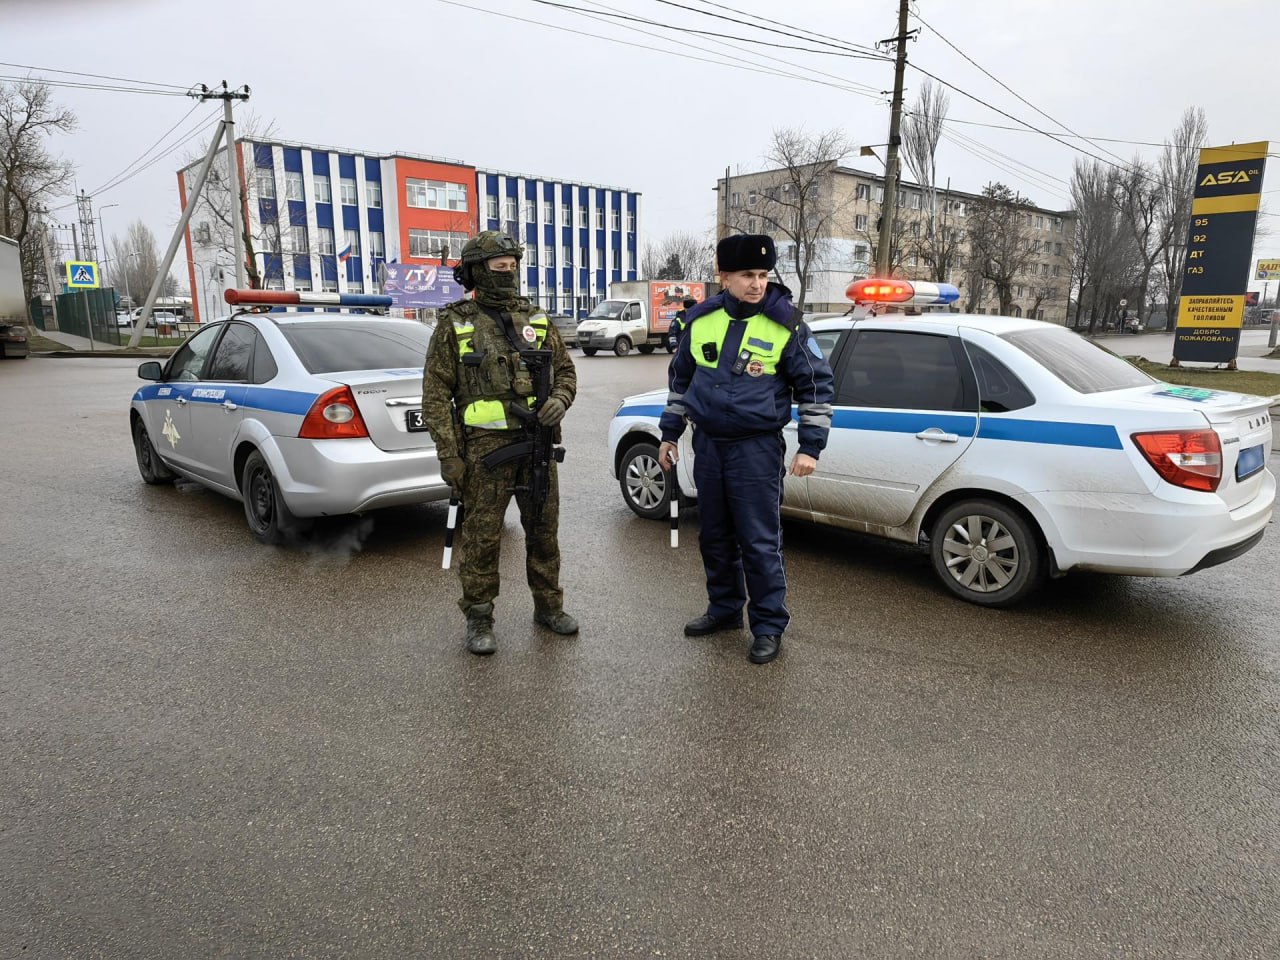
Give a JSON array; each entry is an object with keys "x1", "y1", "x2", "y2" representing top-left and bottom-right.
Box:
[
  {"x1": 224, "y1": 289, "x2": 393, "y2": 309},
  {"x1": 846, "y1": 278, "x2": 959, "y2": 307}
]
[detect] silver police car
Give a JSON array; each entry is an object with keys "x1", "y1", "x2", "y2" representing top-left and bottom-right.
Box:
[{"x1": 129, "y1": 301, "x2": 449, "y2": 543}]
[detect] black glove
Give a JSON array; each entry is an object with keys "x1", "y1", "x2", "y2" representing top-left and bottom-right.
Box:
[
  {"x1": 537, "y1": 397, "x2": 567, "y2": 426},
  {"x1": 440, "y1": 456, "x2": 466, "y2": 492}
]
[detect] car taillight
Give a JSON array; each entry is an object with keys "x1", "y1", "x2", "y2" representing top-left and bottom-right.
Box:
[
  {"x1": 1131, "y1": 429, "x2": 1222, "y2": 492},
  {"x1": 298, "y1": 386, "x2": 369, "y2": 439}
]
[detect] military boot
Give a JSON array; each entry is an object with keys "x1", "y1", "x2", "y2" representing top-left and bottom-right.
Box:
[
  {"x1": 465, "y1": 603, "x2": 497, "y2": 656},
  {"x1": 533, "y1": 609, "x2": 579, "y2": 635}
]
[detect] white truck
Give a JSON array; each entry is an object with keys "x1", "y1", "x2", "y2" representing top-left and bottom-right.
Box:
[
  {"x1": 575, "y1": 280, "x2": 708, "y2": 356},
  {"x1": 0, "y1": 235, "x2": 30, "y2": 359}
]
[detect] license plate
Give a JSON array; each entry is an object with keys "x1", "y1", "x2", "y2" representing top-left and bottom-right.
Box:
[
  {"x1": 1236, "y1": 443, "x2": 1264, "y2": 481},
  {"x1": 405, "y1": 410, "x2": 428, "y2": 432}
]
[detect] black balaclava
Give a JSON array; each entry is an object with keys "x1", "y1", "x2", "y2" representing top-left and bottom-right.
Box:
[{"x1": 472, "y1": 260, "x2": 521, "y2": 310}]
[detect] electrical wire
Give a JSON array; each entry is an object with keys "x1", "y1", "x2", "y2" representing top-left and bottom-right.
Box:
[
  {"x1": 86, "y1": 101, "x2": 206, "y2": 196},
  {"x1": 648, "y1": 0, "x2": 884, "y2": 57},
  {"x1": 0, "y1": 61, "x2": 191, "y2": 91},
  {"x1": 93, "y1": 110, "x2": 224, "y2": 197},
  {"x1": 689, "y1": 0, "x2": 882, "y2": 55},
  {"x1": 0, "y1": 74, "x2": 189, "y2": 97}
]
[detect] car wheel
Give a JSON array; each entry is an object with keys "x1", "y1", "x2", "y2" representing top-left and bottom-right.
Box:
[
  {"x1": 241, "y1": 450, "x2": 304, "y2": 544},
  {"x1": 929, "y1": 499, "x2": 1044, "y2": 607},
  {"x1": 619, "y1": 441, "x2": 673, "y2": 520},
  {"x1": 582, "y1": 347, "x2": 598, "y2": 356},
  {"x1": 132, "y1": 418, "x2": 175, "y2": 485},
  {"x1": 613, "y1": 337, "x2": 632, "y2": 357},
  {"x1": 637, "y1": 344, "x2": 655, "y2": 355}
]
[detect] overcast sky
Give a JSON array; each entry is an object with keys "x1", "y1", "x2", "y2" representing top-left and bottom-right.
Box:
[{"x1": 8, "y1": 0, "x2": 1280, "y2": 290}]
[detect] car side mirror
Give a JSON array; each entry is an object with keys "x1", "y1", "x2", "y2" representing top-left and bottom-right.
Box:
[{"x1": 138, "y1": 361, "x2": 163, "y2": 381}]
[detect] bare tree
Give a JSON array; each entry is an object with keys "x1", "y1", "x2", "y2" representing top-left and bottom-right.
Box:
[
  {"x1": 642, "y1": 230, "x2": 714, "y2": 280},
  {"x1": 965, "y1": 183, "x2": 1036, "y2": 315},
  {"x1": 729, "y1": 127, "x2": 854, "y2": 306},
  {"x1": 108, "y1": 219, "x2": 175, "y2": 307},
  {"x1": 0, "y1": 80, "x2": 75, "y2": 301},
  {"x1": 1113, "y1": 156, "x2": 1164, "y2": 323},
  {"x1": 1155, "y1": 106, "x2": 1208, "y2": 320},
  {"x1": 901, "y1": 80, "x2": 959, "y2": 280},
  {"x1": 1070, "y1": 160, "x2": 1141, "y2": 333}
]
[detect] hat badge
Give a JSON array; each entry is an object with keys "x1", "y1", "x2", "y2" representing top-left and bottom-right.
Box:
[{"x1": 761, "y1": 246, "x2": 767, "y2": 255}]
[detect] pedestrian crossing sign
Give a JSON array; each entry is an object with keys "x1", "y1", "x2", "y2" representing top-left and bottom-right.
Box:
[{"x1": 65, "y1": 260, "x2": 100, "y2": 289}]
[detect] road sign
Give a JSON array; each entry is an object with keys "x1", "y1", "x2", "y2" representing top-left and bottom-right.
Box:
[
  {"x1": 1119, "y1": 299, "x2": 1127, "y2": 307},
  {"x1": 1172, "y1": 142, "x2": 1268, "y2": 363},
  {"x1": 65, "y1": 260, "x2": 100, "y2": 289},
  {"x1": 1256, "y1": 259, "x2": 1280, "y2": 280}
]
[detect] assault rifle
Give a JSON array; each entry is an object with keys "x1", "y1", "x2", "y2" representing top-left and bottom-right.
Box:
[{"x1": 480, "y1": 349, "x2": 565, "y2": 523}]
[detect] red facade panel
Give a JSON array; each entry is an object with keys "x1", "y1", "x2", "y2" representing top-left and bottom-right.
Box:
[{"x1": 394, "y1": 158, "x2": 478, "y2": 265}]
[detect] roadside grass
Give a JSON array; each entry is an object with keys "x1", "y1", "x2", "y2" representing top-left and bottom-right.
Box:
[{"x1": 1127, "y1": 358, "x2": 1280, "y2": 399}]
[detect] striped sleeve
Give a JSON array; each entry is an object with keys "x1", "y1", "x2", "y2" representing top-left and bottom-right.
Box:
[{"x1": 782, "y1": 321, "x2": 835, "y2": 458}]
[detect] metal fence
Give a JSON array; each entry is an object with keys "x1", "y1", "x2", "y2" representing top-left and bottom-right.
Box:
[{"x1": 55, "y1": 288, "x2": 121, "y2": 345}]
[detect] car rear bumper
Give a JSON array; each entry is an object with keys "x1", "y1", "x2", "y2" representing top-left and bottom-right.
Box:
[
  {"x1": 1025, "y1": 467, "x2": 1275, "y2": 576},
  {"x1": 272, "y1": 436, "x2": 451, "y2": 516}
]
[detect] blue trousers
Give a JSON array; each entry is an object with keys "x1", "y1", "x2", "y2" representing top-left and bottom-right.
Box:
[{"x1": 692, "y1": 429, "x2": 790, "y2": 638}]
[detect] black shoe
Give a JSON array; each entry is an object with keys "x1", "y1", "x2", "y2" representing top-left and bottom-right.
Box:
[
  {"x1": 465, "y1": 603, "x2": 497, "y2": 656},
  {"x1": 748, "y1": 634, "x2": 782, "y2": 664},
  {"x1": 684, "y1": 612, "x2": 744, "y2": 637}
]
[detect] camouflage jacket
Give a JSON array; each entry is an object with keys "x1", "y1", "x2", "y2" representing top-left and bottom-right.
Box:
[{"x1": 421, "y1": 297, "x2": 577, "y2": 461}]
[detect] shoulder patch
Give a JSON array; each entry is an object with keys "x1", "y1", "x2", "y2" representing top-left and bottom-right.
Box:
[{"x1": 807, "y1": 336, "x2": 824, "y2": 359}]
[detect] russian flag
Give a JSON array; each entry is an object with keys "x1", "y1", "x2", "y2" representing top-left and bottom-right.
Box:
[{"x1": 338, "y1": 244, "x2": 352, "y2": 263}]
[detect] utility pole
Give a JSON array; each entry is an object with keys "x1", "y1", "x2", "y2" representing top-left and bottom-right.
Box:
[
  {"x1": 76, "y1": 190, "x2": 99, "y2": 262},
  {"x1": 875, "y1": 0, "x2": 913, "y2": 278},
  {"x1": 721, "y1": 166, "x2": 730, "y2": 241}
]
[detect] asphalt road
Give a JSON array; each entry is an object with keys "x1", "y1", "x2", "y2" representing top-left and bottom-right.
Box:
[{"x1": 1, "y1": 353, "x2": 1278, "y2": 959}]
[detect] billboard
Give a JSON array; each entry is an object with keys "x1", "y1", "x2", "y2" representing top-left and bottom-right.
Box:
[
  {"x1": 383, "y1": 262, "x2": 463, "y2": 309},
  {"x1": 1172, "y1": 141, "x2": 1268, "y2": 364},
  {"x1": 648, "y1": 281, "x2": 706, "y2": 333},
  {"x1": 1256, "y1": 258, "x2": 1280, "y2": 280}
]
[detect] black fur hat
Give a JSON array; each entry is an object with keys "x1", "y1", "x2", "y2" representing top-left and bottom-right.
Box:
[{"x1": 716, "y1": 234, "x2": 776, "y2": 272}]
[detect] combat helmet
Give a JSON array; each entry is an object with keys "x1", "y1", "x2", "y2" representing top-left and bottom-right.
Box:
[{"x1": 455, "y1": 231, "x2": 523, "y2": 289}]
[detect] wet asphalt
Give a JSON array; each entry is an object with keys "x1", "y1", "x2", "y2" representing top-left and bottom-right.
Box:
[{"x1": 1, "y1": 353, "x2": 1278, "y2": 959}]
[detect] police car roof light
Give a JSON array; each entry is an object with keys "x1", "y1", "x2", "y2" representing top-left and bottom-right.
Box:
[
  {"x1": 846, "y1": 278, "x2": 960, "y2": 308},
  {"x1": 224, "y1": 289, "x2": 394, "y2": 309}
]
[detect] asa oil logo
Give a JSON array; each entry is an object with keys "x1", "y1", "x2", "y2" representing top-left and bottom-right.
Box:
[{"x1": 1200, "y1": 167, "x2": 1262, "y2": 186}]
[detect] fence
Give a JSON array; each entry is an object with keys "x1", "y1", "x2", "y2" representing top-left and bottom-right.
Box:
[{"x1": 55, "y1": 288, "x2": 121, "y2": 345}]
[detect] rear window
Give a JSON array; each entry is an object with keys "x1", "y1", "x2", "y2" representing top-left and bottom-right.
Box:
[
  {"x1": 280, "y1": 321, "x2": 431, "y2": 374},
  {"x1": 1002, "y1": 327, "x2": 1153, "y2": 394}
]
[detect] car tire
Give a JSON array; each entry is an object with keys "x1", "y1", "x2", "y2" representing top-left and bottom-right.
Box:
[
  {"x1": 637, "y1": 344, "x2": 655, "y2": 355},
  {"x1": 613, "y1": 337, "x2": 632, "y2": 357},
  {"x1": 929, "y1": 499, "x2": 1044, "y2": 607},
  {"x1": 582, "y1": 347, "x2": 598, "y2": 356},
  {"x1": 241, "y1": 449, "x2": 304, "y2": 544},
  {"x1": 619, "y1": 441, "x2": 674, "y2": 520},
  {"x1": 132, "y1": 418, "x2": 175, "y2": 485}
]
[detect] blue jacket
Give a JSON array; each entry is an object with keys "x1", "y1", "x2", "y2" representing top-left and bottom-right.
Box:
[{"x1": 659, "y1": 283, "x2": 834, "y2": 458}]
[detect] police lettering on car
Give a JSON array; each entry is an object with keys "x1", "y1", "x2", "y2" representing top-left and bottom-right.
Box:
[{"x1": 657, "y1": 234, "x2": 834, "y2": 665}]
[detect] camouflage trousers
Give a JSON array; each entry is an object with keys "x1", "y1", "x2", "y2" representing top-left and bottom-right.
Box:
[{"x1": 455, "y1": 430, "x2": 563, "y2": 616}]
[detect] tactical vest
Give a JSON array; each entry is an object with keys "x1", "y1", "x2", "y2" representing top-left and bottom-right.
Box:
[
  {"x1": 686, "y1": 308, "x2": 793, "y2": 376},
  {"x1": 449, "y1": 302, "x2": 551, "y2": 431}
]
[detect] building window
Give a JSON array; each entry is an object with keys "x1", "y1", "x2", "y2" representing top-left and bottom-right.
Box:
[
  {"x1": 545, "y1": 244, "x2": 554, "y2": 267},
  {"x1": 407, "y1": 229, "x2": 468, "y2": 259},
  {"x1": 562, "y1": 207, "x2": 572, "y2": 227},
  {"x1": 339, "y1": 178, "x2": 358, "y2": 205},
  {"x1": 290, "y1": 225, "x2": 309, "y2": 251},
  {"x1": 748, "y1": 190, "x2": 758, "y2": 206},
  {"x1": 265, "y1": 275, "x2": 285, "y2": 291},
  {"x1": 369, "y1": 232, "x2": 385, "y2": 259},
  {"x1": 875, "y1": 186, "x2": 885, "y2": 203},
  {"x1": 580, "y1": 245, "x2": 588, "y2": 265},
  {"x1": 856, "y1": 183, "x2": 870, "y2": 201},
  {"x1": 543, "y1": 203, "x2": 554, "y2": 225},
  {"x1": 1041, "y1": 263, "x2": 1049, "y2": 276},
  {"x1": 366, "y1": 179, "x2": 382, "y2": 208},
  {"x1": 285, "y1": 171, "x2": 304, "y2": 202},
  {"x1": 854, "y1": 243, "x2": 869, "y2": 262},
  {"x1": 342, "y1": 230, "x2": 359, "y2": 257},
  {"x1": 627, "y1": 211, "x2": 636, "y2": 233},
  {"x1": 505, "y1": 197, "x2": 517, "y2": 222},
  {"x1": 579, "y1": 207, "x2": 588, "y2": 228},
  {"x1": 294, "y1": 268, "x2": 312, "y2": 291},
  {"x1": 406, "y1": 178, "x2": 468, "y2": 211},
  {"x1": 855, "y1": 214, "x2": 868, "y2": 232},
  {"x1": 347, "y1": 273, "x2": 364, "y2": 292},
  {"x1": 747, "y1": 217, "x2": 757, "y2": 233},
  {"x1": 321, "y1": 278, "x2": 338, "y2": 293},
  {"x1": 1052, "y1": 265, "x2": 1061, "y2": 278},
  {"x1": 1035, "y1": 215, "x2": 1045, "y2": 229},
  {"x1": 527, "y1": 245, "x2": 538, "y2": 268},
  {"x1": 595, "y1": 208, "x2": 605, "y2": 229},
  {"x1": 563, "y1": 244, "x2": 572, "y2": 266},
  {"x1": 313, "y1": 173, "x2": 331, "y2": 204},
  {"x1": 524, "y1": 198, "x2": 536, "y2": 223},
  {"x1": 730, "y1": 192, "x2": 741, "y2": 207},
  {"x1": 627, "y1": 249, "x2": 636, "y2": 271},
  {"x1": 487, "y1": 195, "x2": 499, "y2": 220},
  {"x1": 612, "y1": 209, "x2": 621, "y2": 230},
  {"x1": 318, "y1": 227, "x2": 335, "y2": 256},
  {"x1": 1055, "y1": 242, "x2": 1063, "y2": 257},
  {"x1": 255, "y1": 170, "x2": 275, "y2": 199}
]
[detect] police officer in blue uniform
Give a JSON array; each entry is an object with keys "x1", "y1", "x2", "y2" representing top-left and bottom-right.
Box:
[
  {"x1": 666, "y1": 296, "x2": 698, "y2": 352},
  {"x1": 657, "y1": 234, "x2": 834, "y2": 664}
]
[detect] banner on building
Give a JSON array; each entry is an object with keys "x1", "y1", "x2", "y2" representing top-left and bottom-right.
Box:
[
  {"x1": 648, "y1": 282, "x2": 707, "y2": 333},
  {"x1": 383, "y1": 262, "x2": 462, "y2": 309},
  {"x1": 1255, "y1": 258, "x2": 1280, "y2": 279},
  {"x1": 1173, "y1": 141, "x2": 1268, "y2": 364}
]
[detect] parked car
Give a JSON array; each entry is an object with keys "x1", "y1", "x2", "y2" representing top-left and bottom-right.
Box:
[
  {"x1": 609, "y1": 313, "x2": 1274, "y2": 607},
  {"x1": 130, "y1": 309, "x2": 449, "y2": 543},
  {"x1": 118, "y1": 309, "x2": 179, "y2": 329}
]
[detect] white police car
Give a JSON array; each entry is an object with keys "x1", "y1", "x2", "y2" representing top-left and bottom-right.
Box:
[
  {"x1": 129, "y1": 290, "x2": 450, "y2": 543},
  {"x1": 609, "y1": 284, "x2": 1274, "y2": 607}
]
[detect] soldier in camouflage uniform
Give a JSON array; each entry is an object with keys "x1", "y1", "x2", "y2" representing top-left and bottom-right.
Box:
[{"x1": 420, "y1": 231, "x2": 579, "y2": 655}]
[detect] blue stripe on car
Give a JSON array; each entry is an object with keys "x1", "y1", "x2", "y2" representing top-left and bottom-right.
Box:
[
  {"x1": 135, "y1": 383, "x2": 317, "y2": 415},
  {"x1": 615, "y1": 405, "x2": 1123, "y2": 450}
]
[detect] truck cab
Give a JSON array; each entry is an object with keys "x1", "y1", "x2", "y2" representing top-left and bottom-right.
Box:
[{"x1": 575, "y1": 299, "x2": 652, "y2": 356}]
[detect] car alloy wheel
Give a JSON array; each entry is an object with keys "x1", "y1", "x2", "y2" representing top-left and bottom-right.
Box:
[
  {"x1": 941, "y1": 513, "x2": 1020, "y2": 593},
  {"x1": 929, "y1": 499, "x2": 1043, "y2": 607},
  {"x1": 619, "y1": 441, "x2": 672, "y2": 520}
]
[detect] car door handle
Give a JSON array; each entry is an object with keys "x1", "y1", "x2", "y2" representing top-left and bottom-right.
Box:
[
  {"x1": 916, "y1": 428, "x2": 959, "y2": 443},
  {"x1": 222, "y1": 400, "x2": 238, "y2": 412},
  {"x1": 174, "y1": 395, "x2": 187, "y2": 405}
]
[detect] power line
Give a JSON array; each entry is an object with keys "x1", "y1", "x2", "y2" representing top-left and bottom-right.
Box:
[
  {"x1": 690, "y1": 0, "x2": 880, "y2": 54},
  {"x1": 90, "y1": 104, "x2": 217, "y2": 197},
  {"x1": 647, "y1": 0, "x2": 885, "y2": 57},
  {"x1": 0, "y1": 74, "x2": 189, "y2": 97},
  {"x1": 940, "y1": 131, "x2": 1070, "y2": 204},
  {"x1": 0, "y1": 61, "x2": 191, "y2": 91},
  {"x1": 528, "y1": 0, "x2": 890, "y2": 58},
  {"x1": 433, "y1": 0, "x2": 885, "y2": 99}
]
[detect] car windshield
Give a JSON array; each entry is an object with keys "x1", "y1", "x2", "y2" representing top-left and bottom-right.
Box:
[
  {"x1": 280, "y1": 321, "x2": 432, "y2": 374},
  {"x1": 588, "y1": 300, "x2": 626, "y2": 319},
  {"x1": 1002, "y1": 327, "x2": 1154, "y2": 394}
]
